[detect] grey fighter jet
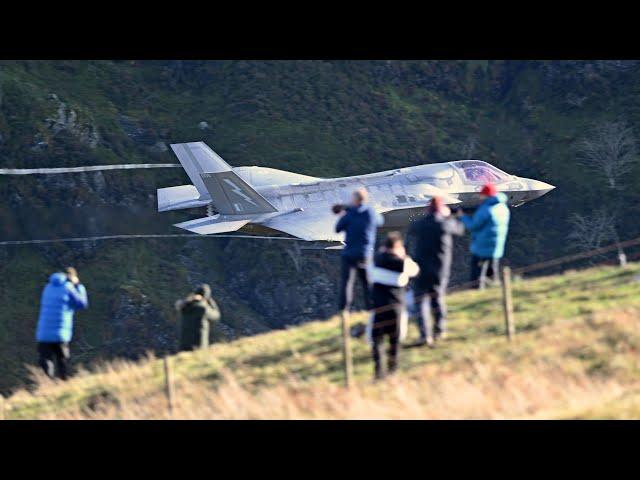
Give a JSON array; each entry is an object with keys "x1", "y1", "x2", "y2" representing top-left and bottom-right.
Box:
[{"x1": 158, "y1": 142, "x2": 554, "y2": 242}]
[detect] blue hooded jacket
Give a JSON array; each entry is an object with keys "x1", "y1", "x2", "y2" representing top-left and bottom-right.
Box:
[
  {"x1": 335, "y1": 205, "x2": 384, "y2": 259},
  {"x1": 36, "y1": 273, "x2": 89, "y2": 343},
  {"x1": 461, "y1": 192, "x2": 510, "y2": 259}
]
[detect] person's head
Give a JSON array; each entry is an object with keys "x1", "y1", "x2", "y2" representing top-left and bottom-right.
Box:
[
  {"x1": 194, "y1": 283, "x2": 212, "y2": 300},
  {"x1": 428, "y1": 196, "x2": 445, "y2": 214},
  {"x1": 427, "y1": 196, "x2": 452, "y2": 216},
  {"x1": 64, "y1": 267, "x2": 79, "y2": 283},
  {"x1": 480, "y1": 182, "x2": 498, "y2": 201},
  {"x1": 383, "y1": 231, "x2": 404, "y2": 255},
  {"x1": 351, "y1": 188, "x2": 369, "y2": 207}
]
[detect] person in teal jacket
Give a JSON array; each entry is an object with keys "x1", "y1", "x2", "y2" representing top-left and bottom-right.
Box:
[
  {"x1": 460, "y1": 183, "x2": 510, "y2": 289},
  {"x1": 35, "y1": 267, "x2": 89, "y2": 380}
]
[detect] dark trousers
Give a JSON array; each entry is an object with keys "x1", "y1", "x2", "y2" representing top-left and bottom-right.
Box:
[
  {"x1": 414, "y1": 284, "x2": 447, "y2": 340},
  {"x1": 37, "y1": 342, "x2": 70, "y2": 380},
  {"x1": 371, "y1": 320, "x2": 400, "y2": 379},
  {"x1": 470, "y1": 255, "x2": 501, "y2": 290},
  {"x1": 339, "y1": 255, "x2": 371, "y2": 311}
]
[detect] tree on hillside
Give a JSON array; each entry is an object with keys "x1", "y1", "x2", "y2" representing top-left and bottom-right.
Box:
[
  {"x1": 460, "y1": 134, "x2": 479, "y2": 159},
  {"x1": 567, "y1": 209, "x2": 619, "y2": 262},
  {"x1": 577, "y1": 121, "x2": 638, "y2": 190}
]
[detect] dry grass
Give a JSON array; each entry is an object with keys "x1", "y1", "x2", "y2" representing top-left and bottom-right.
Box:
[
  {"x1": 33, "y1": 360, "x2": 633, "y2": 420},
  {"x1": 4, "y1": 263, "x2": 640, "y2": 420}
]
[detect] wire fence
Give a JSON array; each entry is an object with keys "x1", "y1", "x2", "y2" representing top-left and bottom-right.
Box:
[
  {"x1": 0, "y1": 164, "x2": 181, "y2": 175},
  {"x1": 333, "y1": 234, "x2": 640, "y2": 388},
  {"x1": 1, "y1": 234, "x2": 639, "y2": 417},
  {"x1": 0, "y1": 233, "x2": 307, "y2": 246}
]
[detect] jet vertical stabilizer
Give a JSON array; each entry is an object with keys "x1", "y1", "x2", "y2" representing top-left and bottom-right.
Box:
[
  {"x1": 169, "y1": 142, "x2": 233, "y2": 197},
  {"x1": 199, "y1": 171, "x2": 278, "y2": 215}
]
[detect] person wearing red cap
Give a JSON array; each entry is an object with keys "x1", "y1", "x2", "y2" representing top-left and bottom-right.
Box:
[
  {"x1": 407, "y1": 196, "x2": 465, "y2": 346},
  {"x1": 460, "y1": 182, "x2": 511, "y2": 289}
]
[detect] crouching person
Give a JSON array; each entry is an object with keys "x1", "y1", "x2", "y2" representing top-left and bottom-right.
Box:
[
  {"x1": 35, "y1": 267, "x2": 89, "y2": 381},
  {"x1": 367, "y1": 232, "x2": 420, "y2": 380},
  {"x1": 175, "y1": 284, "x2": 221, "y2": 352}
]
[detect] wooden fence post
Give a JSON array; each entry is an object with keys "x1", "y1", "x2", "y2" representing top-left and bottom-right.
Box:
[
  {"x1": 340, "y1": 310, "x2": 354, "y2": 389},
  {"x1": 163, "y1": 356, "x2": 175, "y2": 417},
  {"x1": 501, "y1": 266, "x2": 515, "y2": 341}
]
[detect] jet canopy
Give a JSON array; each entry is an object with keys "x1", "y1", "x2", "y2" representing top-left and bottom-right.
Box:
[{"x1": 451, "y1": 160, "x2": 511, "y2": 185}]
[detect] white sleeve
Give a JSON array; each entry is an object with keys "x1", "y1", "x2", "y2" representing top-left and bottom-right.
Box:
[{"x1": 404, "y1": 257, "x2": 420, "y2": 278}]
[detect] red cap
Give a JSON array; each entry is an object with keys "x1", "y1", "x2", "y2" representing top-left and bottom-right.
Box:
[{"x1": 480, "y1": 183, "x2": 498, "y2": 196}]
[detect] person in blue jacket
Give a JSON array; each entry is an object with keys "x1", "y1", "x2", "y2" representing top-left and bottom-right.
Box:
[
  {"x1": 334, "y1": 188, "x2": 384, "y2": 311},
  {"x1": 460, "y1": 183, "x2": 510, "y2": 289},
  {"x1": 35, "y1": 267, "x2": 89, "y2": 380}
]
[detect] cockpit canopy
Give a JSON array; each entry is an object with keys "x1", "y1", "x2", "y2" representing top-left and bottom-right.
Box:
[{"x1": 451, "y1": 160, "x2": 511, "y2": 184}]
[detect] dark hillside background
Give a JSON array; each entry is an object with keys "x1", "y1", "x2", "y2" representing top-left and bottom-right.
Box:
[{"x1": 1, "y1": 60, "x2": 639, "y2": 393}]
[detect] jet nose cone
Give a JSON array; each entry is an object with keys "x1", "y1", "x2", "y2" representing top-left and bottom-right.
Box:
[{"x1": 524, "y1": 179, "x2": 555, "y2": 199}]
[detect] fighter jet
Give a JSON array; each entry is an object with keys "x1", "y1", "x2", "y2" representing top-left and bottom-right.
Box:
[{"x1": 158, "y1": 142, "x2": 554, "y2": 243}]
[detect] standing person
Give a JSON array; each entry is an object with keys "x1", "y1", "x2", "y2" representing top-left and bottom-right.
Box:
[
  {"x1": 407, "y1": 196, "x2": 465, "y2": 346},
  {"x1": 461, "y1": 183, "x2": 511, "y2": 289},
  {"x1": 35, "y1": 267, "x2": 89, "y2": 380},
  {"x1": 368, "y1": 232, "x2": 420, "y2": 380},
  {"x1": 334, "y1": 187, "x2": 384, "y2": 312},
  {"x1": 175, "y1": 283, "x2": 221, "y2": 351}
]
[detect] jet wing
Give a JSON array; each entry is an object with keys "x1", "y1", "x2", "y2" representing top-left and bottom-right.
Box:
[
  {"x1": 261, "y1": 210, "x2": 343, "y2": 241},
  {"x1": 174, "y1": 216, "x2": 250, "y2": 235}
]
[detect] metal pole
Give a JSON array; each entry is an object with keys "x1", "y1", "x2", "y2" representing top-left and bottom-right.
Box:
[
  {"x1": 501, "y1": 266, "x2": 515, "y2": 341},
  {"x1": 163, "y1": 356, "x2": 175, "y2": 417},
  {"x1": 340, "y1": 310, "x2": 354, "y2": 389}
]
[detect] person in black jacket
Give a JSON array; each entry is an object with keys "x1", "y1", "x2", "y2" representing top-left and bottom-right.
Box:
[
  {"x1": 407, "y1": 196, "x2": 465, "y2": 346},
  {"x1": 368, "y1": 232, "x2": 420, "y2": 380}
]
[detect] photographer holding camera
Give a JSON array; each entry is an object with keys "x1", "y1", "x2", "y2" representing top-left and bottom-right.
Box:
[
  {"x1": 35, "y1": 267, "x2": 89, "y2": 380},
  {"x1": 333, "y1": 188, "x2": 384, "y2": 313}
]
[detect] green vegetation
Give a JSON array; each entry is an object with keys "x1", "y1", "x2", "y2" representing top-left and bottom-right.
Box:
[
  {"x1": 1, "y1": 60, "x2": 640, "y2": 394},
  {"x1": 4, "y1": 263, "x2": 640, "y2": 419}
]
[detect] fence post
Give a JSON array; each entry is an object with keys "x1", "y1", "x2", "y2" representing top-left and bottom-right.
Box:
[
  {"x1": 618, "y1": 251, "x2": 628, "y2": 268},
  {"x1": 163, "y1": 356, "x2": 175, "y2": 417},
  {"x1": 340, "y1": 310, "x2": 354, "y2": 389},
  {"x1": 501, "y1": 266, "x2": 515, "y2": 341}
]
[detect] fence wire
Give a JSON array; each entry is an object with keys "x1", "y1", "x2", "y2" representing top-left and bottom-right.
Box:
[{"x1": 0, "y1": 164, "x2": 181, "y2": 175}]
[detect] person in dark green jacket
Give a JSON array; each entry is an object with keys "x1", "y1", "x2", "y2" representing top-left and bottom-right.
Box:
[{"x1": 175, "y1": 284, "x2": 221, "y2": 351}]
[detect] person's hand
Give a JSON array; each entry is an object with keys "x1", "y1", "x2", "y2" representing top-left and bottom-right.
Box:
[{"x1": 68, "y1": 274, "x2": 80, "y2": 285}]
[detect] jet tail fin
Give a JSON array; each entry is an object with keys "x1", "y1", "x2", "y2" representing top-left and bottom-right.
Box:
[
  {"x1": 199, "y1": 171, "x2": 278, "y2": 215},
  {"x1": 170, "y1": 142, "x2": 233, "y2": 197}
]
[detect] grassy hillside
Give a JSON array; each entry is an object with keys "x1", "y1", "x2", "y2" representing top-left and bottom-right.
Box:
[{"x1": 4, "y1": 262, "x2": 639, "y2": 419}]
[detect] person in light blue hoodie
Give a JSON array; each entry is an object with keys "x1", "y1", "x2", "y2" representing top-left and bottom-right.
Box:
[
  {"x1": 35, "y1": 267, "x2": 88, "y2": 380},
  {"x1": 460, "y1": 183, "x2": 510, "y2": 289}
]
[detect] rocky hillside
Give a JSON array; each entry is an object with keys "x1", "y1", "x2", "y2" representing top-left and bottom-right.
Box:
[{"x1": 1, "y1": 60, "x2": 639, "y2": 394}]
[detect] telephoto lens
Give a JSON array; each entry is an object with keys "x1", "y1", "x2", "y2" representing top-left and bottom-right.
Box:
[{"x1": 332, "y1": 204, "x2": 346, "y2": 214}]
